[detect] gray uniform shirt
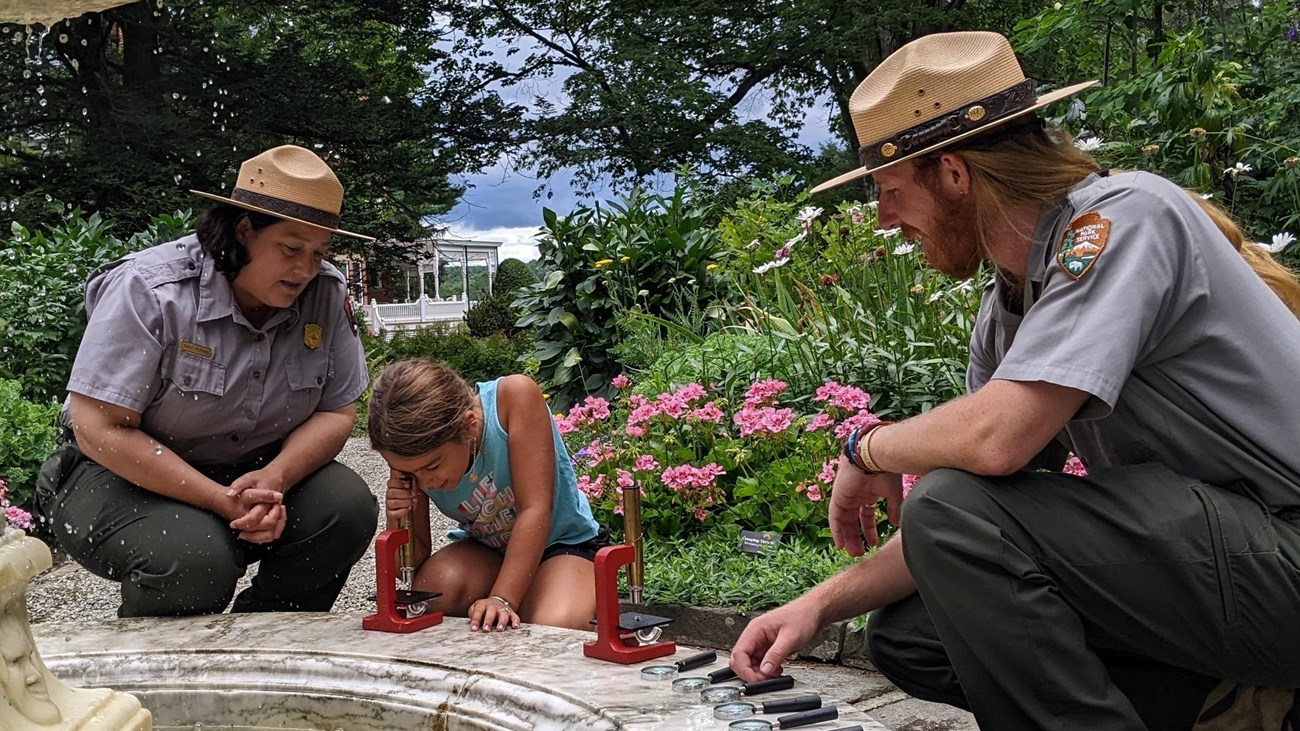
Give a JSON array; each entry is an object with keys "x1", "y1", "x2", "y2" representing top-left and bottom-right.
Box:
[
  {"x1": 968, "y1": 171, "x2": 1300, "y2": 513},
  {"x1": 67, "y1": 234, "x2": 368, "y2": 466}
]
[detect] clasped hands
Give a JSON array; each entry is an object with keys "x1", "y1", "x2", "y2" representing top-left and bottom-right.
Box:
[{"x1": 222, "y1": 467, "x2": 287, "y2": 544}]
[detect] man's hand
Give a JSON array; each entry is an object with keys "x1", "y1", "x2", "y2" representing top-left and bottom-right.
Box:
[
  {"x1": 730, "y1": 600, "x2": 822, "y2": 682},
  {"x1": 227, "y1": 466, "x2": 287, "y2": 498},
  {"x1": 829, "y1": 459, "x2": 903, "y2": 557}
]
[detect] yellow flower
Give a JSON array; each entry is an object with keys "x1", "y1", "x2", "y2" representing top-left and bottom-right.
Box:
[
  {"x1": 619, "y1": 256, "x2": 630, "y2": 262},
  {"x1": 910, "y1": 284, "x2": 924, "y2": 295},
  {"x1": 1189, "y1": 127, "x2": 1207, "y2": 139},
  {"x1": 594, "y1": 259, "x2": 614, "y2": 268},
  {"x1": 706, "y1": 263, "x2": 719, "y2": 270},
  {"x1": 1142, "y1": 144, "x2": 1160, "y2": 156}
]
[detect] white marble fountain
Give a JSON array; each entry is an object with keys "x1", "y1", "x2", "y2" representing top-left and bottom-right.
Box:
[{"x1": 6, "y1": 526, "x2": 888, "y2": 730}]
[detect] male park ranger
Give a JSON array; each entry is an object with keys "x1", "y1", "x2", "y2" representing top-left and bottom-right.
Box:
[{"x1": 729, "y1": 31, "x2": 1300, "y2": 730}]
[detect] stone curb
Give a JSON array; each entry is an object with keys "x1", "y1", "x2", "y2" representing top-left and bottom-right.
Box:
[{"x1": 621, "y1": 602, "x2": 876, "y2": 669}]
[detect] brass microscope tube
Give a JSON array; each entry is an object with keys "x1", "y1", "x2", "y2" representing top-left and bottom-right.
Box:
[{"x1": 623, "y1": 482, "x2": 644, "y2": 604}]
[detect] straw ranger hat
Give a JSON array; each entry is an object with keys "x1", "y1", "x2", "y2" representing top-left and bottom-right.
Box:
[
  {"x1": 812, "y1": 31, "x2": 1098, "y2": 193},
  {"x1": 191, "y1": 144, "x2": 373, "y2": 241}
]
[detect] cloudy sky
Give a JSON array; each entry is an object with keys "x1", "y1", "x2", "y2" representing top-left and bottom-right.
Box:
[{"x1": 440, "y1": 97, "x2": 839, "y2": 262}]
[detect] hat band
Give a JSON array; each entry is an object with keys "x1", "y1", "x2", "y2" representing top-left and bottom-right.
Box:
[
  {"x1": 230, "y1": 188, "x2": 341, "y2": 229},
  {"x1": 858, "y1": 78, "x2": 1037, "y2": 169}
]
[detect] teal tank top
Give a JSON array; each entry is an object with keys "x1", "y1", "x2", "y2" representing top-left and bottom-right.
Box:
[{"x1": 424, "y1": 378, "x2": 599, "y2": 551}]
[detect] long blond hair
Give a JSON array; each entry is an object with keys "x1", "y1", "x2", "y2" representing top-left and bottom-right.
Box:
[
  {"x1": 917, "y1": 124, "x2": 1300, "y2": 316},
  {"x1": 368, "y1": 359, "x2": 475, "y2": 458}
]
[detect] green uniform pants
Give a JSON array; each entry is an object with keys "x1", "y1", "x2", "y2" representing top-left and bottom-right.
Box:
[
  {"x1": 36, "y1": 441, "x2": 378, "y2": 618},
  {"x1": 865, "y1": 464, "x2": 1300, "y2": 730}
]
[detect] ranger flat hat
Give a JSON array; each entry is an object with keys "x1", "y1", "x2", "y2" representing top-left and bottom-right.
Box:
[
  {"x1": 812, "y1": 31, "x2": 1098, "y2": 193},
  {"x1": 191, "y1": 144, "x2": 373, "y2": 241}
]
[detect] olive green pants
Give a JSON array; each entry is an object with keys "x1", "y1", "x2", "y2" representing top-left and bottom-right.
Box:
[
  {"x1": 36, "y1": 441, "x2": 378, "y2": 618},
  {"x1": 866, "y1": 464, "x2": 1300, "y2": 730}
]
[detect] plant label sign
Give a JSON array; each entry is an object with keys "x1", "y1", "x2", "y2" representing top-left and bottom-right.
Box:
[{"x1": 739, "y1": 530, "x2": 781, "y2": 556}]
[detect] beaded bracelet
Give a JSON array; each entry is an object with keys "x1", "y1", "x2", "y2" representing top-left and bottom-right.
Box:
[{"x1": 842, "y1": 422, "x2": 890, "y2": 474}]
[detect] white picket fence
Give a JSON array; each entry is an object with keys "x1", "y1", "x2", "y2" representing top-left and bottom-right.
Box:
[{"x1": 365, "y1": 296, "x2": 477, "y2": 334}]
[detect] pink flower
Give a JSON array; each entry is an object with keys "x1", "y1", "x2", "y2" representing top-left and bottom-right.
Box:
[
  {"x1": 805, "y1": 413, "x2": 835, "y2": 432},
  {"x1": 690, "y1": 402, "x2": 725, "y2": 424},
  {"x1": 616, "y1": 469, "x2": 634, "y2": 488},
  {"x1": 1063, "y1": 454, "x2": 1088, "y2": 477},
  {"x1": 633, "y1": 454, "x2": 660, "y2": 472},
  {"x1": 902, "y1": 473, "x2": 920, "y2": 498},
  {"x1": 5, "y1": 506, "x2": 33, "y2": 532},
  {"x1": 693, "y1": 508, "x2": 710, "y2": 521},
  {"x1": 577, "y1": 474, "x2": 606, "y2": 500},
  {"x1": 833, "y1": 410, "x2": 884, "y2": 441},
  {"x1": 674, "y1": 383, "x2": 708, "y2": 404},
  {"x1": 818, "y1": 459, "x2": 837, "y2": 485},
  {"x1": 743, "y1": 379, "x2": 789, "y2": 408},
  {"x1": 612, "y1": 374, "x2": 631, "y2": 389},
  {"x1": 805, "y1": 484, "x2": 823, "y2": 502},
  {"x1": 734, "y1": 405, "x2": 796, "y2": 436},
  {"x1": 555, "y1": 415, "x2": 577, "y2": 434},
  {"x1": 814, "y1": 381, "x2": 872, "y2": 412},
  {"x1": 661, "y1": 463, "x2": 726, "y2": 492}
]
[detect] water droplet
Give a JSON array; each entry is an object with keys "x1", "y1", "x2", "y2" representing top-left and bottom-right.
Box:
[
  {"x1": 22, "y1": 69, "x2": 31, "y2": 79},
  {"x1": 57, "y1": 34, "x2": 67, "y2": 43},
  {"x1": 172, "y1": 93, "x2": 179, "y2": 100},
  {"x1": 38, "y1": 98, "x2": 46, "y2": 107},
  {"x1": 153, "y1": 445, "x2": 163, "y2": 455}
]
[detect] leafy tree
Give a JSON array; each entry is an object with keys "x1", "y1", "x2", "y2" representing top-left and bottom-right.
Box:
[
  {"x1": 494, "y1": 257, "x2": 538, "y2": 294},
  {"x1": 446, "y1": 0, "x2": 1045, "y2": 192},
  {"x1": 0, "y1": 0, "x2": 520, "y2": 263}
]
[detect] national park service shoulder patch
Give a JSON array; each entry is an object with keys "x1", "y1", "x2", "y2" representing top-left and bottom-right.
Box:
[{"x1": 1056, "y1": 211, "x2": 1111, "y2": 281}]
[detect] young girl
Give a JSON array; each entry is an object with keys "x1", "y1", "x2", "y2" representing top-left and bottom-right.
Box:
[{"x1": 367, "y1": 359, "x2": 603, "y2": 632}]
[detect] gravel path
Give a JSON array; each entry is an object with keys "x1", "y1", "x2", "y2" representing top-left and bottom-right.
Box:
[{"x1": 24, "y1": 437, "x2": 457, "y2": 623}]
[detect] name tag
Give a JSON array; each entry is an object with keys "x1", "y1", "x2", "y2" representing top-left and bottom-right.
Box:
[{"x1": 179, "y1": 340, "x2": 214, "y2": 359}]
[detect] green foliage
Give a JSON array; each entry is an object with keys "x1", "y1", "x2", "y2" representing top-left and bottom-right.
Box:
[
  {"x1": 516, "y1": 176, "x2": 732, "y2": 410},
  {"x1": 631, "y1": 525, "x2": 855, "y2": 612},
  {"x1": 1, "y1": 0, "x2": 519, "y2": 271},
  {"x1": 635, "y1": 333, "x2": 801, "y2": 406},
  {"x1": 1014, "y1": 1, "x2": 1300, "y2": 243},
  {"x1": 464, "y1": 295, "x2": 519, "y2": 338},
  {"x1": 0, "y1": 210, "x2": 193, "y2": 404},
  {"x1": 716, "y1": 181, "x2": 978, "y2": 419},
  {"x1": 0, "y1": 379, "x2": 61, "y2": 507},
  {"x1": 493, "y1": 258, "x2": 539, "y2": 295}
]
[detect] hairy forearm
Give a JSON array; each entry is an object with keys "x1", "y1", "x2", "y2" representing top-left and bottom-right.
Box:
[
  {"x1": 801, "y1": 536, "x2": 915, "y2": 625},
  {"x1": 868, "y1": 380, "x2": 1085, "y2": 477},
  {"x1": 269, "y1": 405, "x2": 356, "y2": 491}
]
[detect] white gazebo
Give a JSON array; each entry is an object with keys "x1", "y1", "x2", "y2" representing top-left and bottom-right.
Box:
[{"x1": 365, "y1": 238, "x2": 503, "y2": 333}]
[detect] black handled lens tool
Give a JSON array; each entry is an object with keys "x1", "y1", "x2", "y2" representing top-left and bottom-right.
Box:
[
  {"x1": 700, "y1": 675, "x2": 795, "y2": 704},
  {"x1": 726, "y1": 707, "x2": 840, "y2": 730},
  {"x1": 708, "y1": 667, "x2": 739, "y2": 683},
  {"x1": 712, "y1": 694, "x2": 822, "y2": 720},
  {"x1": 642, "y1": 649, "x2": 718, "y2": 682}
]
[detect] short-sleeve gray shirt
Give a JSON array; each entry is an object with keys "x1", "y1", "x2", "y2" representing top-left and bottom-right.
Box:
[
  {"x1": 67, "y1": 234, "x2": 368, "y2": 466},
  {"x1": 968, "y1": 171, "x2": 1300, "y2": 512}
]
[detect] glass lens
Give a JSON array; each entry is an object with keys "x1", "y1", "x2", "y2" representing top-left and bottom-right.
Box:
[
  {"x1": 671, "y1": 677, "x2": 710, "y2": 693},
  {"x1": 640, "y1": 664, "x2": 677, "y2": 680}
]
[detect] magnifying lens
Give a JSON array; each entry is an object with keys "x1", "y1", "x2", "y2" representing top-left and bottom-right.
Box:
[
  {"x1": 641, "y1": 649, "x2": 718, "y2": 681},
  {"x1": 712, "y1": 694, "x2": 821, "y2": 720},
  {"x1": 700, "y1": 675, "x2": 795, "y2": 704},
  {"x1": 726, "y1": 706, "x2": 839, "y2": 730}
]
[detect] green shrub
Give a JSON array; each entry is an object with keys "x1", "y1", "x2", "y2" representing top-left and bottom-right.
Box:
[
  {"x1": 493, "y1": 257, "x2": 538, "y2": 295},
  {"x1": 464, "y1": 295, "x2": 519, "y2": 338},
  {"x1": 629, "y1": 525, "x2": 854, "y2": 612},
  {"x1": 0, "y1": 210, "x2": 194, "y2": 404},
  {"x1": 516, "y1": 176, "x2": 732, "y2": 410},
  {"x1": 635, "y1": 332, "x2": 801, "y2": 406},
  {"x1": 0, "y1": 379, "x2": 61, "y2": 507}
]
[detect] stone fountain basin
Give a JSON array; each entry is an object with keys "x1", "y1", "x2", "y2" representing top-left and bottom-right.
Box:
[{"x1": 31, "y1": 613, "x2": 888, "y2": 730}]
